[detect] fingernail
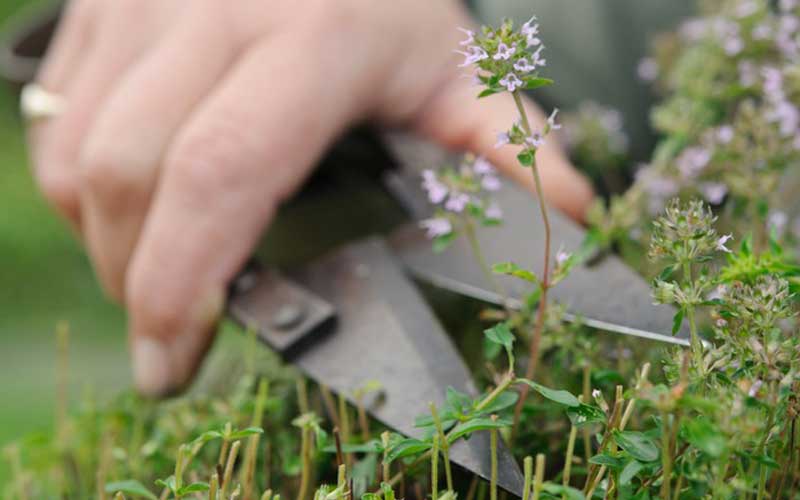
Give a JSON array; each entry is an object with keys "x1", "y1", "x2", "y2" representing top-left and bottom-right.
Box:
[{"x1": 132, "y1": 337, "x2": 173, "y2": 397}]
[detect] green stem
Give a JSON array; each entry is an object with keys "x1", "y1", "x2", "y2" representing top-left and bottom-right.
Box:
[
  {"x1": 660, "y1": 412, "x2": 672, "y2": 500},
  {"x1": 432, "y1": 434, "x2": 440, "y2": 500},
  {"x1": 490, "y1": 426, "x2": 498, "y2": 500},
  {"x1": 510, "y1": 90, "x2": 553, "y2": 442},
  {"x1": 464, "y1": 218, "x2": 509, "y2": 309},
  {"x1": 522, "y1": 456, "x2": 533, "y2": 500},
  {"x1": 562, "y1": 424, "x2": 578, "y2": 498},
  {"x1": 430, "y1": 403, "x2": 453, "y2": 492},
  {"x1": 532, "y1": 454, "x2": 545, "y2": 500},
  {"x1": 682, "y1": 260, "x2": 703, "y2": 373}
]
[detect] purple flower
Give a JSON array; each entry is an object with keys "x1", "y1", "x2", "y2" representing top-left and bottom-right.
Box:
[
  {"x1": 513, "y1": 58, "x2": 536, "y2": 73},
  {"x1": 457, "y1": 27, "x2": 475, "y2": 46},
  {"x1": 457, "y1": 46, "x2": 488, "y2": 67},
  {"x1": 677, "y1": 146, "x2": 711, "y2": 179},
  {"x1": 716, "y1": 234, "x2": 734, "y2": 253},
  {"x1": 700, "y1": 182, "x2": 728, "y2": 204},
  {"x1": 637, "y1": 58, "x2": 659, "y2": 81},
  {"x1": 485, "y1": 202, "x2": 503, "y2": 220},
  {"x1": 493, "y1": 42, "x2": 516, "y2": 61},
  {"x1": 555, "y1": 249, "x2": 571, "y2": 266},
  {"x1": 752, "y1": 22, "x2": 772, "y2": 41},
  {"x1": 473, "y1": 157, "x2": 496, "y2": 175},
  {"x1": 530, "y1": 45, "x2": 546, "y2": 67},
  {"x1": 481, "y1": 175, "x2": 502, "y2": 191},
  {"x1": 717, "y1": 125, "x2": 735, "y2": 144},
  {"x1": 781, "y1": 0, "x2": 799, "y2": 11},
  {"x1": 768, "y1": 100, "x2": 800, "y2": 136},
  {"x1": 499, "y1": 72, "x2": 523, "y2": 92},
  {"x1": 708, "y1": 285, "x2": 727, "y2": 301},
  {"x1": 495, "y1": 131, "x2": 510, "y2": 148},
  {"x1": 736, "y1": 1, "x2": 758, "y2": 18},
  {"x1": 546, "y1": 108, "x2": 562, "y2": 131},
  {"x1": 738, "y1": 60, "x2": 758, "y2": 87},
  {"x1": 422, "y1": 170, "x2": 449, "y2": 204},
  {"x1": 445, "y1": 192, "x2": 470, "y2": 212},
  {"x1": 525, "y1": 132, "x2": 546, "y2": 148},
  {"x1": 420, "y1": 217, "x2": 452, "y2": 238},
  {"x1": 768, "y1": 210, "x2": 788, "y2": 234},
  {"x1": 724, "y1": 36, "x2": 744, "y2": 56},
  {"x1": 521, "y1": 17, "x2": 541, "y2": 47}
]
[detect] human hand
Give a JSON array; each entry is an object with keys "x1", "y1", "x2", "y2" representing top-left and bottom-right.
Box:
[{"x1": 27, "y1": 0, "x2": 593, "y2": 396}]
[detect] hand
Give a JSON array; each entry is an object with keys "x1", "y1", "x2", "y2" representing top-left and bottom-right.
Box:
[{"x1": 28, "y1": 0, "x2": 594, "y2": 396}]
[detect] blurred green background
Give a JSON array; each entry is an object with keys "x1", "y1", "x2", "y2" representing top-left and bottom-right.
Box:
[{"x1": 0, "y1": 0, "x2": 129, "y2": 482}]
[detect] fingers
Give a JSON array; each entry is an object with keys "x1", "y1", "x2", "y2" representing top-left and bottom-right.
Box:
[
  {"x1": 413, "y1": 69, "x2": 595, "y2": 222},
  {"x1": 78, "y1": 9, "x2": 237, "y2": 301},
  {"x1": 126, "y1": 30, "x2": 357, "y2": 396},
  {"x1": 29, "y1": 1, "x2": 169, "y2": 227}
]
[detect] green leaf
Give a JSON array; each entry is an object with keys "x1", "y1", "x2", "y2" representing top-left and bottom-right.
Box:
[
  {"x1": 566, "y1": 403, "x2": 606, "y2": 427},
  {"x1": 523, "y1": 77, "x2": 554, "y2": 90},
  {"x1": 228, "y1": 427, "x2": 264, "y2": 440},
  {"x1": 619, "y1": 461, "x2": 646, "y2": 485},
  {"x1": 385, "y1": 438, "x2": 431, "y2": 464},
  {"x1": 192, "y1": 430, "x2": 223, "y2": 444},
  {"x1": 380, "y1": 482, "x2": 396, "y2": 500},
  {"x1": 517, "y1": 151, "x2": 534, "y2": 166},
  {"x1": 155, "y1": 476, "x2": 177, "y2": 494},
  {"x1": 433, "y1": 231, "x2": 457, "y2": 253},
  {"x1": 475, "y1": 391, "x2": 518, "y2": 415},
  {"x1": 447, "y1": 417, "x2": 511, "y2": 444},
  {"x1": 613, "y1": 431, "x2": 660, "y2": 463},
  {"x1": 657, "y1": 265, "x2": 676, "y2": 281},
  {"x1": 517, "y1": 380, "x2": 580, "y2": 407},
  {"x1": 177, "y1": 483, "x2": 211, "y2": 495},
  {"x1": 591, "y1": 369, "x2": 625, "y2": 387},
  {"x1": 684, "y1": 418, "x2": 725, "y2": 458},
  {"x1": 446, "y1": 387, "x2": 473, "y2": 415},
  {"x1": 478, "y1": 87, "x2": 501, "y2": 98},
  {"x1": 541, "y1": 483, "x2": 585, "y2": 500},
  {"x1": 491, "y1": 262, "x2": 539, "y2": 284},
  {"x1": 105, "y1": 480, "x2": 158, "y2": 500},
  {"x1": 589, "y1": 454, "x2": 624, "y2": 469},
  {"x1": 484, "y1": 323, "x2": 514, "y2": 350},
  {"x1": 671, "y1": 308, "x2": 685, "y2": 336}
]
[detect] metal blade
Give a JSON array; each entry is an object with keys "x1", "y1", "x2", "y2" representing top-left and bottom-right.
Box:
[
  {"x1": 381, "y1": 134, "x2": 689, "y2": 347},
  {"x1": 229, "y1": 237, "x2": 525, "y2": 496}
]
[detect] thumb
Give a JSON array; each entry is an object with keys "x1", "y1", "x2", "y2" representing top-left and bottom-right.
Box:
[{"x1": 411, "y1": 73, "x2": 594, "y2": 222}]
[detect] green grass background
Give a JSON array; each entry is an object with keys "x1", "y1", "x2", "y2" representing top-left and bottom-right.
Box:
[{"x1": 0, "y1": 0, "x2": 130, "y2": 483}]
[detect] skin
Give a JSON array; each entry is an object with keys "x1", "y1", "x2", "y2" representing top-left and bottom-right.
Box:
[{"x1": 27, "y1": 0, "x2": 594, "y2": 397}]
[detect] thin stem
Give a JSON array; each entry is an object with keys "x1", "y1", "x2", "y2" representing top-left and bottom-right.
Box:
[
  {"x1": 532, "y1": 454, "x2": 545, "y2": 500},
  {"x1": 432, "y1": 434, "x2": 440, "y2": 500},
  {"x1": 522, "y1": 456, "x2": 533, "y2": 500},
  {"x1": 681, "y1": 261, "x2": 703, "y2": 373},
  {"x1": 221, "y1": 440, "x2": 242, "y2": 499},
  {"x1": 381, "y1": 432, "x2": 391, "y2": 484},
  {"x1": 464, "y1": 218, "x2": 509, "y2": 308},
  {"x1": 582, "y1": 366, "x2": 592, "y2": 469},
  {"x1": 562, "y1": 424, "x2": 578, "y2": 498},
  {"x1": 490, "y1": 424, "x2": 498, "y2": 500},
  {"x1": 510, "y1": 90, "x2": 553, "y2": 440},
  {"x1": 660, "y1": 411, "x2": 672, "y2": 500},
  {"x1": 430, "y1": 403, "x2": 454, "y2": 492}
]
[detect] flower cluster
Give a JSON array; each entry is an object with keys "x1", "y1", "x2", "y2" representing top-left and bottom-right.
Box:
[
  {"x1": 457, "y1": 18, "x2": 547, "y2": 95},
  {"x1": 419, "y1": 155, "x2": 503, "y2": 241}
]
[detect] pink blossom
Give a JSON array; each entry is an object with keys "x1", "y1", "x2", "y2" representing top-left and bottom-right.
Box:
[
  {"x1": 513, "y1": 58, "x2": 536, "y2": 73},
  {"x1": 493, "y1": 42, "x2": 516, "y2": 61},
  {"x1": 445, "y1": 192, "x2": 470, "y2": 212},
  {"x1": 717, "y1": 125, "x2": 735, "y2": 143},
  {"x1": 499, "y1": 72, "x2": 523, "y2": 92},
  {"x1": 457, "y1": 46, "x2": 488, "y2": 67},
  {"x1": 521, "y1": 17, "x2": 541, "y2": 47},
  {"x1": 481, "y1": 175, "x2": 502, "y2": 191},
  {"x1": 495, "y1": 132, "x2": 510, "y2": 148},
  {"x1": 422, "y1": 170, "x2": 448, "y2": 204},
  {"x1": 637, "y1": 58, "x2": 659, "y2": 81},
  {"x1": 677, "y1": 146, "x2": 711, "y2": 179},
  {"x1": 748, "y1": 379, "x2": 763, "y2": 397},
  {"x1": 525, "y1": 132, "x2": 546, "y2": 148},
  {"x1": 700, "y1": 182, "x2": 728, "y2": 205},
  {"x1": 485, "y1": 202, "x2": 503, "y2": 220},
  {"x1": 716, "y1": 234, "x2": 734, "y2": 253},
  {"x1": 457, "y1": 27, "x2": 475, "y2": 46},
  {"x1": 556, "y1": 249, "x2": 571, "y2": 266},
  {"x1": 420, "y1": 217, "x2": 452, "y2": 238},
  {"x1": 473, "y1": 157, "x2": 496, "y2": 175}
]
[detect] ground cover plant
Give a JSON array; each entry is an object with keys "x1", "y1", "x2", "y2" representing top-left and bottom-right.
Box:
[{"x1": 6, "y1": 1, "x2": 800, "y2": 498}]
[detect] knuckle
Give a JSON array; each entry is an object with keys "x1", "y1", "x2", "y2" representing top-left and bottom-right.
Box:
[
  {"x1": 79, "y1": 144, "x2": 148, "y2": 206},
  {"x1": 167, "y1": 119, "x2": 257, "y2": 198},
  {"x1": 127, "y1": 276, "x2": 187, "y2": 340},
  {"x1": 36, "y1": 169, "x2": 79, "y2": 217}
]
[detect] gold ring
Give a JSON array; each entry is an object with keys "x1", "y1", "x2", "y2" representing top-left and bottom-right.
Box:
[{"x1": 20, "y1": 83, "x2": 66, "y2": 121}]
